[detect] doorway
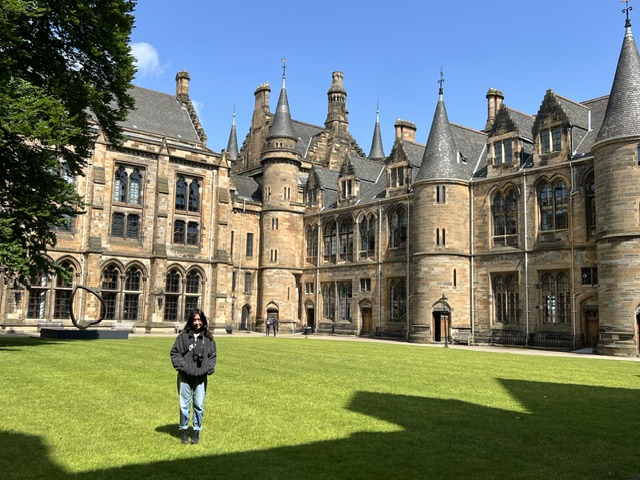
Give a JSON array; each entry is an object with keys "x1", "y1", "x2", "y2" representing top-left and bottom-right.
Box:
[
  {"x1": 361, "y1": 307, "x2": 373, "y2": 336},
  {"x1": 585, "y1": 309, "x2": 599, "y2": 348},
  {"x1": 306, "y1": 304, "x2": 315, "y2": 331}
]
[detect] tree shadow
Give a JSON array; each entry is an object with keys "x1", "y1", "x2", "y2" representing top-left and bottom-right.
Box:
[
  {"x1": 0, "y1": 335, "x2": 61, "y2": 351},
  {"x1": 1, "y1": 380, "x2": 639, "y2": 479}
]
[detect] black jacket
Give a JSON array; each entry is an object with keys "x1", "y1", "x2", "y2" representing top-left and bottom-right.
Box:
[{"x1": 170, "y1": 330, "x2": 217, "y2": 377}]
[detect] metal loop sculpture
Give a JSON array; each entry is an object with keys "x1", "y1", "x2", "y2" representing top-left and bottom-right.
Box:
[{"x1": 69, "y1": 285, "x2": 106, "y2": 330}]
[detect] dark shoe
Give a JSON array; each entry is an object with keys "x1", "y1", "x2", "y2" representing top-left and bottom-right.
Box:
[
  {"x1": 180, "y1": 429, "x2": 189, "y2": 444},
  {"x1": 192, "y1": 430, "x2": 200, "y2": 444}
]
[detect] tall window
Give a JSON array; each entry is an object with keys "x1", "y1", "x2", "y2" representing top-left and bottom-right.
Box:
[
  {"x1": 188, "y1": 179, "x2": 200, "y2": 212},
  {"x1": 176, "y1": 175, "x2": 201, "y2": 212},
  {"x1": 322, "y1": 283, "x2": 336, "y2": 320},
  {"x1": 306, "y1": 225, "x2": 318, "y2": 262},
  {"x1": 586, "y1": 177, "x2": 596, "y2": 238},
  {"x1": 338, "y1": 282, "x2": 352, "y2": 321},
  {"x1": 27, "y1": 272, "x2": 48, "y2": 319},
  {"x1": 246, "y1": 233, "x2": 254, "y2": 257},
  {"x1": 113, "y1": 165, "x2": 142, "y2": 205},
  {"x1": 123, "y1": 266, "x2": 142, "y2": 321},
  {"x1": 540, "y1": 181, "x2": 568, "y2": 231},
  {"x1": 164, "y1": 269, "x2": 181, "y2": 322},
  {"x1": 184, "y1": 270, "x2": 202, "y2": 318},
  {"x1": 492, "y1": 274, "x2": 519, "y2": 324},
  {"x1": 389, "y1": 207, "x2": 407, "y2": 248},
  {"x1": 244, "y1": 272, "x2": 252, "y2": 294},
  {"x1": 492, "y1": 189, "x2": 518, "y2": 246},
  {"x1": 436, "y1": 185, "x2": 446, "y2": 204},
  {"x1": 323, "y1": 220, "x2": 337, "y2": 263},
  {"x1": 359, "y1": 216, "x2": 376, "y2": 259},
  {"x1": 341, "y1": 180, "x2": 353, "y2": 199},
  {"x1": 390, "y1": 167, "x2": 404, "y2": 187},
  {"x1": 101, "y1": 264, "x2": 120, "y2": 320},
  {"x1": 53, "y1": 261, "x2": 74, "y2": 319},
  {"x1": 338, "y1": 217, "x2": 354, "y2": 262},
  {"x1": 389, "y1": 279, "x2": 406, "y2": 322},
  {"x1": 541, "y1": 272, "x2": 570, "y2": 325}
]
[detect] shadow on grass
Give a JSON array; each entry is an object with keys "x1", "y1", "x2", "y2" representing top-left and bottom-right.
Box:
[
  {"x1": 0, "y1": 335, "x2": 61, "y2": 351},
  {"x1": 155, "y1": 424, "x2": 182, "y2": 440},
  {"x1": 1, "y1": 380, "x2": 639, "y2": 479}
]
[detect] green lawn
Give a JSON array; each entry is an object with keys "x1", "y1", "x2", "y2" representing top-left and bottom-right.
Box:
[{"x1": 0, "y1": 334, "x2": 638, "y2": 479}]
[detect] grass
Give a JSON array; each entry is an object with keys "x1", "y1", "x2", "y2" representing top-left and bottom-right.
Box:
[{"x1": 0, "y1": 334, "x2": 639, "y2": 479}]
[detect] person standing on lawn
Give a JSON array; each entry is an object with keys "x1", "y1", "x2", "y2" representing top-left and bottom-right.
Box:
[
  {"x1": 170, "y1": 308, "x2": 217, "y2": 444},
  {"x1": 265, "y1": 317, "x2": 271, "y2": 336},
  {"x1": 272, "y1": 317, "x2": 278, "y2": 337}
]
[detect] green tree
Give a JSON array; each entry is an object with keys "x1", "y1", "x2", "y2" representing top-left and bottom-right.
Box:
[{"x1": 0, "y1": 0, "x2": 136, "y2": 283}]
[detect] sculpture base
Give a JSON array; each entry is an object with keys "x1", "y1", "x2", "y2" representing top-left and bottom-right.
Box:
[{"x1": 40, "y1": 328, "x2": 129, "y2": 340}]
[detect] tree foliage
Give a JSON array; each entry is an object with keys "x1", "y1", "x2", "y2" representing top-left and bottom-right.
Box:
[{"x1": 0, "y1": 0, "x2": 136, "y2": 283}]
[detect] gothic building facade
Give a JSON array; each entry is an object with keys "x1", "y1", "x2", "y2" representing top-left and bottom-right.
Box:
[{"x1": 2, "y1": 16, "x2": 640, "y2": 356}]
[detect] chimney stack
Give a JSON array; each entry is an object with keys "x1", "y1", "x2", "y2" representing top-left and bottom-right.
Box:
[
  {"x1": 394, "y1": 119, "x2": 417, "y2": 143},
  {"x1": 485, "y1": 88, "x2": 504, "y2": 131},
  {"x1": 176, "y1": 70, "x2": 190, "y2": 101}
]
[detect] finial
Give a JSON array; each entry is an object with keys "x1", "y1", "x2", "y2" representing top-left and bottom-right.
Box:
[
  {"x1": 438, "y1": 67, "x2": 445, "y2": 95},
  {"x1": 232, "y1": 105, "x2": 236, "y2": 125},
  {"x1": 622, "y1": 0, "x2": 633, "y2": 27},
  {"x1": 280, "y1": 57, "x2": 287, "y2": 88},
  {"x1": 376, "y1": 100, "x2": 380, "y2": 122}
]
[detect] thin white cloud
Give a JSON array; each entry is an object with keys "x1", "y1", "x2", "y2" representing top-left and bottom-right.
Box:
[
  {"x1": 131, "y1": 42, "x2": 165, "y2": 78},
  {"x1": 191, "y1": 99, "x2": 204, "y2": 116}
]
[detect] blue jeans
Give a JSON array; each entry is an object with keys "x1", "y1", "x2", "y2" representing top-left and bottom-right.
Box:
[{"x1": 177, "y1": 372, "x2": 208, "y2": 431}]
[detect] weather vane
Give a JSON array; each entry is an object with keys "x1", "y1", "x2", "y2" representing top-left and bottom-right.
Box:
[
  {"x1": 438, "y1": 67, "x2": 445, "y2": 95},
  {"x1": 281, "y1": 57, "x2": 287, "y2": 77},
  {"x1": 622, "y1": 0, "x2": 633, "y2": 26}
]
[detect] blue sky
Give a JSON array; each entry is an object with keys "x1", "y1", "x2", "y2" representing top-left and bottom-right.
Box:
[{"x1": 130, "y1": 0, "x2": 631, "y2": 154}]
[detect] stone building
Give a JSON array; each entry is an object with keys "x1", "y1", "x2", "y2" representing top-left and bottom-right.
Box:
[{"x1": 1, "y1": 14, "x2": 640, "y2": 356}]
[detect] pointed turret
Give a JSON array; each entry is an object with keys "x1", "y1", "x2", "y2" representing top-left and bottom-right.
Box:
[
  {"x1": 267, "y1": 61, "x2": 296, "y2": 140},
  {"x1": 415, "y1": 72, "x2": 458, "y2": 182},
  {"x1": 368, "y1": 103, "x2": 385, "y2": 161},
  {"x1": 226, "y1": 108, "x2": 239, "y2": 163},
  {"x1": 596, "y1": 13, "x2": 640, "y2": 143}
]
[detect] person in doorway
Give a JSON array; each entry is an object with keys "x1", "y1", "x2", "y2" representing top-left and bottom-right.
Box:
[
  {"x1": 266, "y1": 317, "x2": 271, "y2": 336},
  {"x1": 170, "y1": 308, "x2": 217, "y2": 444},
  {"x1": 272, "y1": 317, "x2": 279, "y2": 337}
]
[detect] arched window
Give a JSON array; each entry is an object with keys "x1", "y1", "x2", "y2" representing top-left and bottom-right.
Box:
[
  {"x1": 188, "y1": 179, "x2": 200, "y2": 212},
  {"x1": 359, "y1": 216, "x2": 376, "y2": 259},
  {"x1": 338, "y1": 217, "x2": 354, "y2": 262},
  {"x1": 492, "y1": 274, "x2": 519, "y2": 324},
  {"x1": 184, "y1": 270, "x2": 202, "y2": 318},
  {"x1": 128, "y1": 169, "x2": 141, "y2": 204},
  {"x1": 27, "y1": 271, "x2": 49, "y2": 319},
  {"x1": 540, "y1": 181, "x2": 568, "y2": 231},
  {"x1": 101, "y1": 265, "x2": 120, "y2": 320},
  {"x1": 306, "y1": 225, "x2": 318, "y2": 262},
  {"x1": 492, "y1": 189, "x2": 518, "y2": 246},
  {"x1": 338, "y1": 282, "x2": 352, "y2": 321},
  {"x1": 541, "y1": 272, "x2": 570, "y2": 324},
  {"x1": 53, "y1": 261, "x2": 74, "y2": 319},
  {"x1": 165, "y1": 269, "x2": 182, "y2": 322},
  {"x1": 322, "y1": 283, "x2": 336, "y2": 320},
  {"x1": 113, "y1": 166, "x2": 128, "y2": 203},
  {"x1": 123, "y1": 266, "x2": 142, "y2": 321},
  {"x1": 389, "y1": 279, "x2": 406, "y2": 322},
  {"x1": 389, "y1": 207, "x2": 407, "y2": 248},
  {"x1": 175, "y1": 176, "x2": 187, "y2": 211},
  {"x1": 323, "y1": 220, "x2": 337, "y2": 263}
]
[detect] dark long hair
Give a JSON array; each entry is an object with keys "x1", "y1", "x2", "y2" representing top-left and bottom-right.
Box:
[{"x1": 184, "y1": 308, "x2": 213, "y2": 340}]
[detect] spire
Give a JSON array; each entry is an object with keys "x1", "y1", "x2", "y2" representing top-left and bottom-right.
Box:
[
  {"x1": 368, "y1": 102, "x2": 385, "y2": 160},
  {"x1": 226, "y1": 107, "x2": 239, "y2": 162},
  {"x1": 596, "y1": 4, "x2": 640, "y2": 143},
  {"x1": 415, "y1": 70, "x2": 459, "y2": 182},
  {"x1": 267, "y1": 58, "x2": 296, "y2": 140}
]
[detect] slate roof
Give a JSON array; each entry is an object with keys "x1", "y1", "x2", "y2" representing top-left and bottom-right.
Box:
[
  {"x1": 231, "y1": 175, "x2": 262, "y2": 202},
  {"x1": 368, "y1": 116, "x2": 386, "y2": 160},
  {"x1": 122, "y1": 86, "x2": 201, "y2": 143},
  {"x1": 597, "y1": 23, "x2": 640, "y2": 142},
  {"x1": 267, "y1": 79, "x2": 296, "y2": 140}
]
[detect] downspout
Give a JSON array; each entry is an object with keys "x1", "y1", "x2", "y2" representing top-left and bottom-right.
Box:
[
  {"x1": 237, "y1": 198, "x2": 245, "y2": 329},
  {"x1": 377, "y1": 201, "x2": 383, "y2": 335},
  {"x1": 79, "y1": 150, "x2": 92, "y2": 322},
  {"x1": 207, "y1": 169, "x2": 217, "y2": 323},
  {"x1": 569, "y1": 128, "x2": 577, "y2": 345},
  {"x1": 316, "y1": 213, "x2": 320, "y2": 332},
  {"x1": 523, "y1": 172, "x2": 530, "y2": 344},
  {"x1": 470, "y1": 182, "x2": 475, "y2": 343},
  {"x1": 406, "y1": 194, "x2": 411, "y2": 338}
]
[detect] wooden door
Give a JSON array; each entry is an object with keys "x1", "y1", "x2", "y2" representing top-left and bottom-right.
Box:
[
  {"x1": 585, "y1": 310, "x2": 599, "y2": 348},
  {"x1": 361, "y1": 307, "x2": 373, "y2": 335}
]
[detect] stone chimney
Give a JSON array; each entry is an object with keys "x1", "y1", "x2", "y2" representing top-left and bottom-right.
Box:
[
  {"x1": 175, "y1": 70, "x2": 190, "y2": 102},
  {"x1": 394, "y1": 119, "x2": 417, "y2": 142},
  {"x1": 485, "y1": 88, "x2": 504, "y2": 131}
]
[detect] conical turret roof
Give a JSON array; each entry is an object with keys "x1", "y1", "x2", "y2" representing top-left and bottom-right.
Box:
[
  {"x1": 415, "y1": 88, "x2": 459, "y2": 182},
  {"x1": 226, "y1": 108, "x2": 239, "y2": 162},
  {"x1": 368, "y1": 105, "x2": 385, "y2": 160},
  {"x1": 267, "y1": 67, "x2": 296, "y2": 140},
  {"x1": 596, "y1": 16, "x2": 640, "y2": 143}
]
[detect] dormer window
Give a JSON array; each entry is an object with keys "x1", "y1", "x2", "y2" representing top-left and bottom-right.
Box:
[
  {"x1": 493, "y1": 140, "x2": 513, "y2": 165},
  {"x1": 539, "y1": 126, "x2": 561, "y2": 154},
  {"x1": 390, "y1": 167, "x2": 404, "y2": 187},
  {"x1": 341, "y1": 179, "x2": 353, "y2": 199}
]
